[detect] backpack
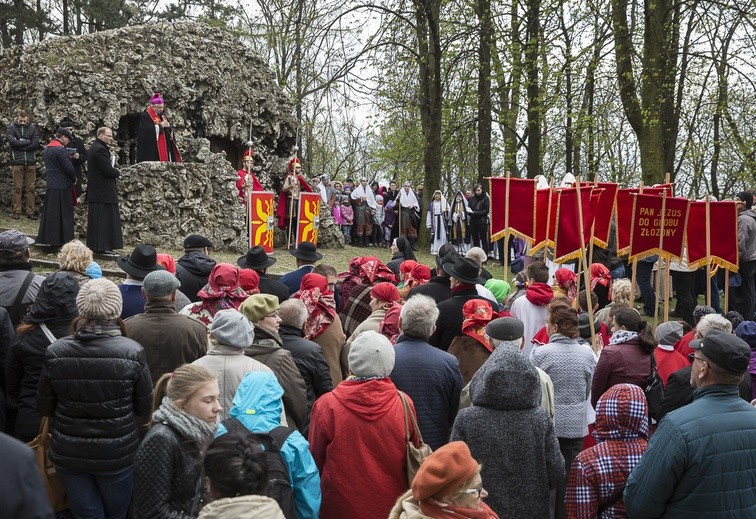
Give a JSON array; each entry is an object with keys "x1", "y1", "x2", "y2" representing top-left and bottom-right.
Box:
[
  {"x1": 221, "y1": 417, "x2": 298, "y2": 519},
  {"x1": 645, "y1": 353, "x2": 665, "y2": 423}
]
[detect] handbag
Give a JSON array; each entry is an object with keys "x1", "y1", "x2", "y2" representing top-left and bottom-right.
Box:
[
  {"x1": 645, "y1": 353, "x2": 665, "y2": 422},
  {"x1": 398, "y1": 391, "x2": 432, "y2": 484},
  {"x1": 27, "y1": 417, "x2": 69, "y2": 512}
]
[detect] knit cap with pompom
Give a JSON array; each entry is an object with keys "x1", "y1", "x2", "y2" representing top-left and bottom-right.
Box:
[{"x1": 76, "y1": 278, "x2": 123, "y2": 321}]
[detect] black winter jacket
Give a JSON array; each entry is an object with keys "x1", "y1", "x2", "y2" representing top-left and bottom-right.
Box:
[
  {"x1": 176, "y1": 252, "x2": 216, "y2": 302},
  {"x1": 86, "y1": 138, "x2": 120, "y2": 204},
  {"x1": 6, "y1": 322, "x2": 70, "y2": 442},
  {"x1": 257, "y1": 274, "x2": 291, "y2": 303},
  {"x1": 278, "y1": 324, "x2": 334, "y2": 435},
  {"x1": 6, "y1": 122, "x2": 39, "y2": 166},
  {"x1": 468, "y1": 193, "x2": 490, "y2": 223},
  {"x1": 36, "y1": 326, "x2": 153, "y2": 472},
  {"x1": 133, "y1": 423, "x2": 205, "y2": 519},
  {"x1": 407, "y1": 275, "x2": 452, "y2": 304},
  {"x1": 42, "y1": 140, "x2": 76, "y2": 189},
  {"x1": 428, "y1": 287, "x2": 498, "y2": 351}
]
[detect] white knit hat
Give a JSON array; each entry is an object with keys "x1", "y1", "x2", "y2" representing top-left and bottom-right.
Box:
[
  {"x1": 348, "y1": 330, "x2": 395, "y2": 378},
  {"x1": 76, "y1": 278, "x2": 123, "y2": 321}
]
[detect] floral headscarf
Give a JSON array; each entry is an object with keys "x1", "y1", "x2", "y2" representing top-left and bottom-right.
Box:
[
  {"x1": 554, "y1": 268, "x2": 578, "y2": 303},
  {"x1": 461, "y1": 299, "x2": 499, "y2": 353},
  {"x1": 293, "y1": 273, "x2": 337, "y2": 339},
  {"x1": 194, "y1": 263, "x2": 248, "y2": 318},
  {"x1": 378, "y1": 301, "x2": 403, "y2": 344},
  {"x1": 590, "y1": 263, "x2": 612, "y2": 295},
  {"x1": 359, "y1": 256, "x2": 398, "y2": 285}
]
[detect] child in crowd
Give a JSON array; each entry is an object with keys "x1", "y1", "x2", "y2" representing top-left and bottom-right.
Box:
[
  {"x1": 340, "y1": 198, "x2": 353, "y2": 245},
  {"x1": 372, "y1": 195, "x2": 385, "y2": 247}
]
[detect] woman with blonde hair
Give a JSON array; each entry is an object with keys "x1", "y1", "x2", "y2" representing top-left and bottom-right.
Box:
[
  {"x1": 57, "y1": 239, "x2": 94, "y2": 283},
  {"x1": 595, "y1": 278, "x2": 632, "y2": 327},
  {"x1": 133, "y1": 364, "x2": 222, "y2": 518}
]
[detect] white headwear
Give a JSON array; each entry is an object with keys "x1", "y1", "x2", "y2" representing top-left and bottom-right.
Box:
[
  {"x1": 318, "y1": 182, "x2": 328, "y2": 203},
  {"x1": 430, "y1": 190, "x2": 448, "y2": 213},
  {"x1": 399, "y1": 185, "x2": 420, "y2": 209},
  {"x1": 560, "y1": 173, "x2": 576, "y2": 187},
  {"x1": 351, "y1": 181, "x2": 377, "y2": 209},
  {"x1": 535, "y1": 175, "x2": 549, "y2": 190}
]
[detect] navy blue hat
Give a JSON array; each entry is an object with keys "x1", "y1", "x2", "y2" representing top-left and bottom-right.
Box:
[{"x1": 735, "y1": 321, "x2": 756, "y2": 350}]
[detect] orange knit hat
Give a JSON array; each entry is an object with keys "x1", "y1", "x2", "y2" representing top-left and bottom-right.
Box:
[{"x1": 411, "y1": 441, "x2": 479, "y2": 500}]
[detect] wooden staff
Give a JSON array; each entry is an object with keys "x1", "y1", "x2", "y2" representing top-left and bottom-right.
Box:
[
  {"x1": 630, "y1": 182, "x2": 644, "y2": 311},
  {"x1": 705, "y1": 194, "x2": 712, "y2": 306},
  {"x1": 575, "y1": 178, "x2": 598, "y2": 351},
  {"x1": 588, "y1": 173, "x2": 599, "y2": 266},
  {"x1": 502, "y1": 173, "x2": 510, "y2": 274},
  {"x1": 544, "y1": 178, "x2": 555, "y2": 264},
  {"x1": 287, "y1": 180, "x2": 296, "y2": 249},
  {"x1": 725, "y1": 270, "x2": 730, "y2": 311},
  {"x1": 654, "y1": 190, "x2": 668, "y2": 329},
  {"x1": 244, "y1": 142, "x2": 254, "y2": 247}
]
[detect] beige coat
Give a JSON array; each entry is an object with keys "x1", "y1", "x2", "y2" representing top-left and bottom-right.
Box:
[
  {"x1": 198, "y1": 495, "x2": 285, "y2": 519},
  {"x1": 312, "y1": 314, "x2": 347, "y2": 384}
]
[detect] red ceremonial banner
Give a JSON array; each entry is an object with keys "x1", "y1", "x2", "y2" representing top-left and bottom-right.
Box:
[
  {"x1": 616, "y1": 184, "x2": 674, "y2": 255},
  {"x1": 532, "y1": 188, "x2": 558, "y2": 253},
  {"x1": 686, "y1": 201, "x2": 739, "y2": 271},
  {"x1": 249, "y1": 191, "x2": 275, "y2": 253},
  {"x1": 490, "y1": 177, "x2": 538, "y2": 242},
  {"x1": 553, "y1": 187, "x2": 595, "y2": 263},
  {"x1": 579, "y1": 182, "x2": 618, "y2": 247},
  {"x1": 628, "y1": 193, "x2": 690, "y2": 261},
  {"x1": 296, "y1": 192, "x2": 321, "y2": 247}
]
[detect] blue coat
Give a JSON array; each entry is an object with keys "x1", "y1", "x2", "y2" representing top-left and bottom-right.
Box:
[
  {"x1": 279, "y1": 265, "x2": 315, "y2": 295},
  {"x1": 389, "y1": 335, "x2": 463, "y2": 450},
  {"x1": 42, "y1": 140, "x2": 75, "y2": 189},
  {"x1": 624, "y1": 384, "x2": 756, "y2": 518},
  {"x1": 216, "y1": 372, "x2": 321, "y2": 519},
  {"x1": 119, "y1": 283, "x2": 146, "y2": 319}
]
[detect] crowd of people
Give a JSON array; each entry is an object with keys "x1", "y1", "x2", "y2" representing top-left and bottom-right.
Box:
[{"x1": 2, "y1": 223, "x2": 756, "y2": 519}]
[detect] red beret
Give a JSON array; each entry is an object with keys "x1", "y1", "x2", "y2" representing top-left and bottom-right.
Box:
[
  {"x1": 370, "y1": 282, "x2": 400, "y2": 303},
  {"x1": 412, "y1": 441, "x2": 479, "y2": 500}
]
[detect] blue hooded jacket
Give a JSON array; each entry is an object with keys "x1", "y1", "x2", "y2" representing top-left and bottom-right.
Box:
[{"x1": 216, "y1": 372, "x2": 321, "y2": 519}]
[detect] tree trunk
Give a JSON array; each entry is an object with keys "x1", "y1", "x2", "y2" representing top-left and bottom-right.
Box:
[
  {"x1": 524, "y1": 0, "x2": 541, "y2": 178},
  {"x1": 476, "y1": 0, "x2": 492, "y2": 184},
  {"x1": 493, "y1": 0, "x2": 522, "y2": 177}
]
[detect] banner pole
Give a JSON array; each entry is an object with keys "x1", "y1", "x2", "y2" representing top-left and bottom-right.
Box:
[
  {"x1": 705, "y1": 194, "x2": 712, "y2": 306},
  {"x1": 287, "y1": 190, "x2": 295, "y2": 249},
  {"x1": 725, "y1": 270, "x2": 730, "y2": 312},
  {"x1": 503, "y1": 173, "x2": 510, "y2": 275},
  {"x1": 654, "y1": 190, "x2": 668, "y2": 329},
  {"x1": 545, "y1": 179, "x2": 554, "y2": 265},
  {"x1": 630, "y1": 183, "x2": 644, "y2": 308},
  {"x1": 575, "y1": 177, "x2": 597, "y2": 350}
]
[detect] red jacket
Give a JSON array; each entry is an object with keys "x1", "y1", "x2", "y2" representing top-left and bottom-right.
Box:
[
  {"x1": 674, "y1": 330, "x2": 696, "y2": 357},
  {"x1": 309, "y1": 378, "x2": 417, "y2": 519},
  {"x1": 591, "y1": 339, "x2": 651, "y2": 408},
  {"x1": 654, "y1": 347, "x2": 690, "y2": 386}
]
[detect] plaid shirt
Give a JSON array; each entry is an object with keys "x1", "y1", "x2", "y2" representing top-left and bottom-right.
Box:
[
  {"x1": 338, "y1": 283, "x2": 373, "y2": 337},
  {"x1": 566, "y1": 384, "x2": 649, "y2": 519}
]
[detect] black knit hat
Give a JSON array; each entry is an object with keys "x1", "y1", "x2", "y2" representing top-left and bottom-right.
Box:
[{"x1": 736, "y1": 191, "x2": 754, "y2": 209}]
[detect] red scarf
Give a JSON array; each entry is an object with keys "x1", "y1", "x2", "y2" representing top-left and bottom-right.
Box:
[
  {"x1": 419, "y1": 498, "x2": 500, "y2": 519},
  {"x1": 147, "y1": 106, "x2": 182, "y2": 163},
  {"x1": 590, "y1": 263, "x2": 612, "y2": 294},
  {"x1": 293, "y1": 273, "x2": 336, "y2": 339},
  {"x1": 461, "y1": 299, "x2": 498, "y2": 352},
  {"x1": 195, "y1": 263, "x2": 247, "y2": 317},
  {"x1": 554, "y1": 268, "x2": 578, "y2": 303},
  {"x1": 525, "y1": 282, "x2": 554, "y2": 306}
]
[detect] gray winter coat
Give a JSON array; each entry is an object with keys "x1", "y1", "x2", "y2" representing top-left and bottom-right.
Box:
[
  {"x1": 451, "y1": 345, "x2": 564, "y2": 519},
  {"x1": 738, "y1": 208, "x2": 756, "y2": 263}
]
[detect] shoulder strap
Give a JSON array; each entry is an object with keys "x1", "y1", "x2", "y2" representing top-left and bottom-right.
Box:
[
  {"x1": 10, "y1": 272, "x2": 35, "y2": 325},
  {"x1": 221, "y1": 416, "x2": 250, "y2": 437},
  {"x1": 267, "y1": 426, "x2": 295, "y2": 451},
  {"x1": 398, "y1": 391, "x2": 424, "y2": 443},
  {"x1": 38, "y1": 323, "x2": 58, "y2": 344}
]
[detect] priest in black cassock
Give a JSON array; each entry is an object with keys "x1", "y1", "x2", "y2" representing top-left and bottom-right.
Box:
[
  {"x1": 135, "y1": 92, "x2": 182, "y2": 163},
  {"x1": 86, "y1": 127, "x2": 123, "y2": 254}
]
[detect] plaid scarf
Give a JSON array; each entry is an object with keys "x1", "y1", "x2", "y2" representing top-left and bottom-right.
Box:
[{"x1": 338, "y1": 283, "x2": 374, "y2": 337}]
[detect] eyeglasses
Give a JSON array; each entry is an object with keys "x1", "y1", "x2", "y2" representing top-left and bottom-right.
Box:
[
  {"x1": 693, "y1": 356, "x2": 707, "y2": 365},
  {"x1": 460, "y1": 482, "x2": 484, "y2": 498}
]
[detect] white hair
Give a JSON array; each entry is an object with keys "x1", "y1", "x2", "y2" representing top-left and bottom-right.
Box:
[
  {"x1": 697, "y1": 314, "x2": 732, "y2": 336},
  {"x1": 400, "y1": 295, "x2": 439, "y2": 339},
  {"x1": 279, "y1": 299, "x2": 308, "y2": 329},
  {"x1": 490, "y1": 338, "x2": 522, "y2": 350}
]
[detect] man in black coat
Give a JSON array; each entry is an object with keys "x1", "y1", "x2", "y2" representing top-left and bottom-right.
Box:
[
  {"x1": 175, "y1": 235, "x2": 216, "y2": 302},
  {"x1": 468, "y1": 183, "x2": 490, "y2": 252},
  {"x1": 237, "y1": 246, "x2": 290, "y2": 303},
  {"x1": 428, "y1": 257, "x2": 497, "y2": 351},
  {"x1": 278, "y1": 299, "x2": 333, "y2": 436},
  {"x1": 407, "y1": 252, "x2": 455, "y2": 304},
  {"x1": 59, "y1": 116, "x2": 87, "y2": 198},
  {"x1": 86, "y1": 127, "x2": 122, "y2": 253}
]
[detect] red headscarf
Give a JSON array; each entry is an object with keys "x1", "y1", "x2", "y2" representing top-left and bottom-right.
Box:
[
  {"x1": 399, "y1": 260, "x2": 419, "y2": 279},
  {"x1": 461, "y1": 299, "x2": 499, "y2": 353},
  {"x1": 590, "y1": 263, "x2": 612, "y2": 294},
  {"x1": 554, "y1": 268, "x2": 578, "y2": 303},
  {"x1": 358, "y1": 256, "x2": 398, "y2": 285},
  {"x1": 194, "y1": 263, "x2": 248, "y2": 317},
  {"x1": 379, "y1": 301, "x2": 403, "y2": 344},
  {"x1": 238, "y1": 269, "x2": 261, "y2": 295},
  {"x1": 371, "y1": 282, "x2": 401, "y2": 303},
  {"x1": 293, "y1": 273, "x2": 337, "y2": 339},
  {"x1": 405, "y1": 263, "x2": 432, "y2": 289},
  {"x1": 156, "y1": 253, "x2": 176, "y2": 274}
]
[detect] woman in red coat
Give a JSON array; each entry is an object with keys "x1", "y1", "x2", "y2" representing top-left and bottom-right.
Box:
[{"x1": 309, "y1": 330, "x2": 418, "y2": 519}]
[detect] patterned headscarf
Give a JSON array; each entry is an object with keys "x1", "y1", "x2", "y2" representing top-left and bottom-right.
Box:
[
  {"x1": 461, "y1": 299, "x2": 499, "y2": 353},
  {"x1": 293, "y1": 273, "x2": 337, "y2": 339},
  {"x1": 554, "y1": 268, "x2": 578, "y2": 303},
  {"x1": 590, "y1": 263, "x2": 612, "y2": 295},
  {"x1": 194, "y1": 263, "x2": 248, "y2": 317},
  {"x1": 379, "y1": 301, "x2": 403, "y2": 344},
  {"x1": 358, "y1": 256, "x2": 398, "y2": 285}
]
